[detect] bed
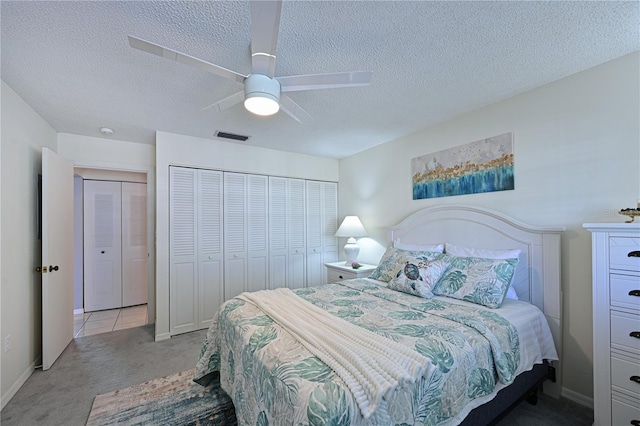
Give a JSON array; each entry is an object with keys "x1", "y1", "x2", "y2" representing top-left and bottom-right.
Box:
[{"x1": 194, "y1": 205, "x2": 564, "y2": 425}]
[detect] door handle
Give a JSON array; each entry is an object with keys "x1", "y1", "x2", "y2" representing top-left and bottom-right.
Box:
[
  {"x1": 630, "y1": 331, "x2": 640, "y2": 339},
  {"x1": 49, "y1": 265, "x2": 59, "y2": 272},
  {"x1": 629, "y1": 290, "x2": 640, "y2": 297},
  {"x1": 628, "y1": 251, "x2": 640, "y2": 258},
  {"x1": 630, "y1": 376, "x2": 640, "y2": 384}
]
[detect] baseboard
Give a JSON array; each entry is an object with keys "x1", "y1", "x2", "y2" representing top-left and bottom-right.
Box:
[
  {"x1": 155, "y1": 332, "x2": 171, "y2": 342},
  {"x1": 561, "y1": 386, "x2": 594, "y2": 409},
  {"x1": 73, "y1": 308, "x2": 84, "y2": 315},
  {"x1": 1, "y1": 360, "x2": 36, "y2": 410}
]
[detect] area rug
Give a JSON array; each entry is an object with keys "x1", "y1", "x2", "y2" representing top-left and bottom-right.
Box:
[{"x1": 86, "y1": 369, "x2": 236, "y2": 425}]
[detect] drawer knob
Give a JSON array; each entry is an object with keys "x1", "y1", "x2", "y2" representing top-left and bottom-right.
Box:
[
  {"x1": 630, "y1": 376, "x2": 640, "y2": 384},
  {"x1": 628, "y1": 251, "x2": 640, "y2": 258},
  {"x1": 339, "y1": 275, "x2": 343, "y2": 279},
  {"x1": 629, "y1": 290, "x2": 640, "y2": 297},
  {"x1": 631, "y1": 331, "x2": 640, "y2": 339}
]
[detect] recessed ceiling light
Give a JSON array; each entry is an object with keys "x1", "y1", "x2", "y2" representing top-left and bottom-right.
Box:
[{"x1": 100, "y1": 127, "x2": 114, "y2": 135}]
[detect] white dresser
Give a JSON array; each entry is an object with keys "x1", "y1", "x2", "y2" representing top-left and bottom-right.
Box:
[{"x1": 584, "y1": 223, "x2": 640, "y2": 425}]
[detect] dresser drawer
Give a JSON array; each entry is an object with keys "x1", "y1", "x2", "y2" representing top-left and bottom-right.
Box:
[
  {"x1": 611, "y1": 274, "x2": 640, "y2": 311},
  {"x1": 327, "y1": 269, "x2": 352, "y2": 283},
  {"x1": 611, "y1": 355, "x2": 640, "y2": 396},
  {"x1": 610, "y1": 237, "x2": 640, "y2": 272},
  {"x1": 612, "y1": 312, "x2": 640, "y2": 353},
  {"x1": 612, "y1": 397, "x2": 640, "y2": 426}
]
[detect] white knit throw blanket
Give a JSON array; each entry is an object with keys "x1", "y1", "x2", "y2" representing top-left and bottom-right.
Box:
[{"x1": 237, "y1": 288, "x2": 430, "y2": 419}]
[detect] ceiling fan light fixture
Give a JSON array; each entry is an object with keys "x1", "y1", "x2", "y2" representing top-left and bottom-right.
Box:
[{"x1": 244, "y1": 74, "x2": 280, "y2": 116}]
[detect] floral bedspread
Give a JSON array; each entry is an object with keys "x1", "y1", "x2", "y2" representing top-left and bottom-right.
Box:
[{"x1": 194, "y1": 279, "x2": 522, "y2": 426}]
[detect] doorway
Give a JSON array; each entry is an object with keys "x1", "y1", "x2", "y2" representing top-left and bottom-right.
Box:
[{"x1": 72, "y1": 168, "x2": 150, "y2": 338}]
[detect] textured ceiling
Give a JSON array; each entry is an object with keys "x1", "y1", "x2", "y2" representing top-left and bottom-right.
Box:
[{"x1": 2, "y1": 1, "x2": 638, "y2": 159}]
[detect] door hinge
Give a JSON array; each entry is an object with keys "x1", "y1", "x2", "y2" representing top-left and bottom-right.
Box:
[{"x1": 35, "y1": 266, "x2": 48, "y2": 273}]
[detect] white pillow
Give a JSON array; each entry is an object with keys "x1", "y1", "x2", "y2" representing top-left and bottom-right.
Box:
[
  {"x1": 444, "y1": 243, "x2": 521, "y2": 260},
  {"x1": 505, "y1": 286, "x2": 519, "y2": 300},
  {"x1": 394, "y1": 241, "x2": 445, "y2": 253},
  {"x1": 445, "y1": 243, "x2": 521, "y2": 300}
]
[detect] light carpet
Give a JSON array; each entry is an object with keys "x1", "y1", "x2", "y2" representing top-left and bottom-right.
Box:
[{"x1": 86, "y1": 369, "x2": 236, "y2": 426}]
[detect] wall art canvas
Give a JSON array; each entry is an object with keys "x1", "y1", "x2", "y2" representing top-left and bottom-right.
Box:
[{"x1": 412, "y1": 132, "x2": 514, "y2": 200}]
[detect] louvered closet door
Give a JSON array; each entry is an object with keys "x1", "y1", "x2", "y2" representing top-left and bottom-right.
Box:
[
  {"x1": 197, "y1": 170, "x2": 224, "y2": 328},
  {"x1": 84, "y1": 180, "x2": 122, "y2": 311},
  {"x1": 224, "y1": 172, "x2": 248, "y2": 300},
  {"x1": 288, "y1": 179, "x2": 306, "y2": 289},
  {"x1": 305, "y1": 181, "x2": 324, "y2": 286},
  {"x1": 169, "y1": 167, "x2": 198, "y2": 334},
  {"x1": 322, "y1": 182, "x2": 339, "y2": 269},
  {"x1": 247, "y1": 175, "x2": 269, "y2": 293},
  {"x1": 121, "y1": 182, "x2": 148, "y2": 307},
  {"x1": 269, "y1": 177, "x2": 288, "y2": 289}
]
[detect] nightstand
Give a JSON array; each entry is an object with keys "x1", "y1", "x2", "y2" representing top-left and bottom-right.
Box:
[{"x1": 324, "y1": 261, "x2": 377, "y2": 283}]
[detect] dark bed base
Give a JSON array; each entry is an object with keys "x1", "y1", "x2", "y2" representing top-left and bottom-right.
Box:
[{"x1": 460, "y1": 361, "x2": 553, "y2": 426}]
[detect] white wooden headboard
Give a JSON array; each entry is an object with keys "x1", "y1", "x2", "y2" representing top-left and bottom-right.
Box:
[{"x1": 386, "y1": 204, "x2": 565, "y2": 396}]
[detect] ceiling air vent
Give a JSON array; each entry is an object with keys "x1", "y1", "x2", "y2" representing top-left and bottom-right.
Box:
[{"x1": 215, "y1": 131, "x2": 250, "y2": 142}]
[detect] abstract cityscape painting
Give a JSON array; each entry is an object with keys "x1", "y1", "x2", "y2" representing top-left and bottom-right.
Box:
[{"x1": 412, "y1": 132, "x2": 514, "y2": 200}]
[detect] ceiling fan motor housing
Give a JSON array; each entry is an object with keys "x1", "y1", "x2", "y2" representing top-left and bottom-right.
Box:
[{"x1": 244, "y1": 74, "x2": 281, "y2": 115}]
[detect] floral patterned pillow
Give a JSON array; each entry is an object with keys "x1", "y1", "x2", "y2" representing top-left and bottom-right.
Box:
[
  {"x1": 432, "y1": 254, "x2": 519, "y2": 308},
  {"x1": 369, "y1": 246, "x2": 443, "y2": 282},
  {"x1": 388, "y1": 256, "x2": 451, "y2": 299}
]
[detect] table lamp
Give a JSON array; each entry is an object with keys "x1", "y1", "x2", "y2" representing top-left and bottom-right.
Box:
[{"x1": 335, "y1": 216, "x2": 368, "y2": 265}]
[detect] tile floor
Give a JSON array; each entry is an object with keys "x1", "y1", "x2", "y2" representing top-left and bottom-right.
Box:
[{"x1": 74, "y1": 304, "x2": 148, "y2": 338}]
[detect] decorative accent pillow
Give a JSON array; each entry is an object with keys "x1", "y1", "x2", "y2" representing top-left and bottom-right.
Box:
[
  {"x1": 394, "y1": 241, "x2": 445, "y2": 253},
  {"x1": 388, "y1": 256, "x2": 451, "y2": 299},
  {"x1": 445, "y1": 243, "x2": 522, "y2": 298},
  {"x1": 369, "y1": 246, "x2": 443, "y2": 282},
  {"x1": 433, "y1": 254, "x2": 519, "y2": 308}
]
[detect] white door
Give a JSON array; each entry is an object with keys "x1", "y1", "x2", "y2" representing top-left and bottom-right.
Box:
[
  {"x1": 224, "y1": 172, "x2": 248, "y2": 300},
  {"x1": 306, "y1": 181, "x2": 323, "y2": 286},
  {"x1": 121, "y1": 182, "x2": 148, "y2": 307},
  {"x1": 247, "y1": 175, "x2": 269, "y2": 293},
  {"x1": 169, "y1": 167, "x2": 198, "y2": 335},
  {"x1": 321, "y1": 182, "x2": 339, "y2": 276},
  {"x1": 41, "y1": 148, "x2": 74, "y2": 371},
  {"x1": 288, "y1": 179, "x2": 306, "y2": 289},
  {"x1": 84, "y1": 180, "x2": 123, "y2": 311},
  {"x1": 269, "y1": 177, "x2": 288, "y2": 289},
  {"x1": 197, "y1": 169, "x2": 224, "y2": 329}
]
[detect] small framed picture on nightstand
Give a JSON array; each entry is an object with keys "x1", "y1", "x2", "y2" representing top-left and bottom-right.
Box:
[{"x1": 324, "y1": 261, "x2": 377, "y2": 283}]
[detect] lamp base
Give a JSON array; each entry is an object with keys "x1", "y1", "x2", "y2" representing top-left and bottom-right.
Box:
[{"x1": 343, "y1": 237, "x2": 359, "y2": 265}]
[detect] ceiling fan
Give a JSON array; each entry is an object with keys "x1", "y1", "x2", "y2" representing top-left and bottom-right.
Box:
[{"x1": 128, "y1": 0, "x2": 372, "y2": 122}]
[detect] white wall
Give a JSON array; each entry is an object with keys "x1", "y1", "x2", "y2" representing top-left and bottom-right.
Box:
[
  {"x1": 57, "y1": 134, "x2": 156, "y2": 322},
  {"x1": 155, "y1": 131, "x2": 339, "y2": 340},
  {"x1": 338, "y1": 52, "x2": 640, "y2": 405},
  {"x1": 1, "y1": 81, "x2": 58, "y2": 408}
]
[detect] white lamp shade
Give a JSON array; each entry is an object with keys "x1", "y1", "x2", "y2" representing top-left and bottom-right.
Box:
[{"x1": 335, "y1": 216, "x2": 368, "y2": 238}]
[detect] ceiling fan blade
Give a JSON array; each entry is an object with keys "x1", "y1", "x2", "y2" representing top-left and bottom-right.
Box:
[
  {"x1": 128, "y1": 36, "x2": 246, "y2": 84},
  {"x1": 279, "y1": 94, "x2": 312, "y2": 123},
  {"x1": 278, "y1": 71, "x2": 372, "y2": 92},
  {"x1": 250, "y1": 1, "x2": 281, "y2": 77},
  {"x1": 203, "y1": 91, "x2": 245, "y2": 112}
]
